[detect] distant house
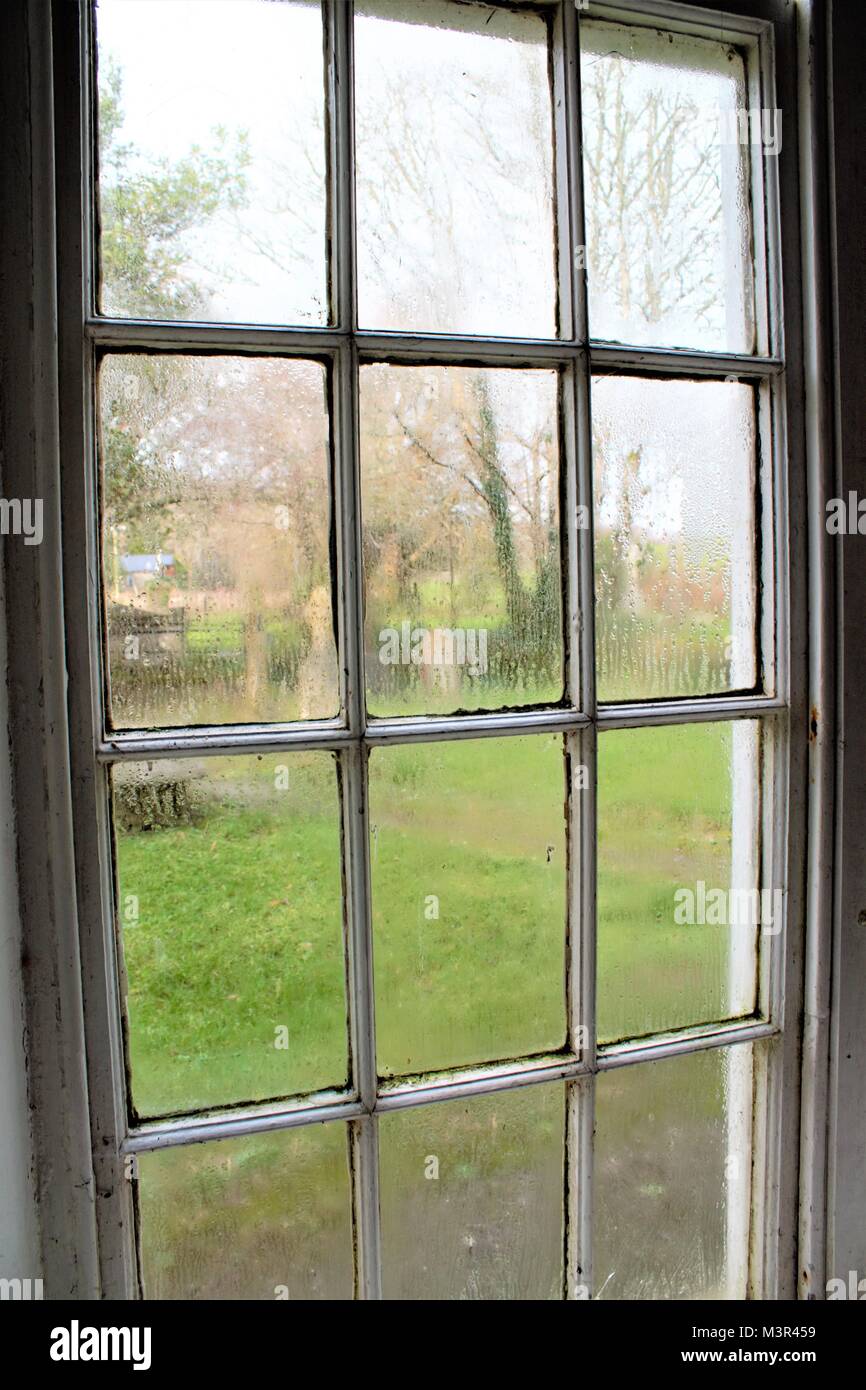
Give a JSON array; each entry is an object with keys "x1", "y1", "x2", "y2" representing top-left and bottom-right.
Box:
[{"x1": 119, "y1": 553, "x2": 175, "y2": 591}]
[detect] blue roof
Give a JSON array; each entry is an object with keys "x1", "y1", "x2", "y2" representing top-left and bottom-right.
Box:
[{"x1": 120, "y1": 554, "x2": 174, "y2": 574}]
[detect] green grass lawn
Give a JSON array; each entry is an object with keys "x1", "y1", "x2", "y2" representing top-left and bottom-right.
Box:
[
  {"x1": 119, "y1": 721, "x2": 754, "y2": 1298},
  {"x1": 118, "y1": 752, "x2": 348, "y2": 1115},
  {"x1": 119, "y1": 722, "x2": 744, "y2": 1115}
]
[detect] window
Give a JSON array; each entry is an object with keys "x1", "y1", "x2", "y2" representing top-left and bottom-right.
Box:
[{"x1": 57, "y1": 0, "x2": 801, "y2": 1299}]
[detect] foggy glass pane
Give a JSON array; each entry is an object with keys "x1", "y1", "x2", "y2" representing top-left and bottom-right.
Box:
[
  {"x1": 593, "y1": 376, "x2": 757, "y2": 702},
  {"x1": 595, "y1": 1046, "x2": 753, "y2": 1299},
  {"x1": 138, "y1": 1123, "x2": 353, "y2": 1299},
  {"x1": 380, "y1": 1085, "x2": 564, "y2": 1299},
  {"x1": 99, "y1": 355, "x2": 337, "y2": 729},
  {"x1": 355, "y1": 0, "x2": 557, "y2": 336},
  {"x1": 598, "y1": 721, "x2": 762, "y2": 1043},
  {"x1": 369, "y1": 735, "x2": 567, "y2": 1077},
  {"x1": 114, "y1": 753, "x2": 346, "y2": 1116},
  {"x1": 361, "y1": 365, "x2": 564, "y2": 716},
  {"x1": 581, "y1": 20, "x2": 757, "y2": 352},
  {"x1": 96, "y1": 0, "x2": 327, "y2": 325}
]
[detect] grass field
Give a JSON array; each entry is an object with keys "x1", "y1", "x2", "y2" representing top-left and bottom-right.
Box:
[
  {"x1": 118, "y1": 722, "x2": 745, "y2": 1112},
  {"x1": 118, "y1": 721, "x2": 754, "y2": 1298}
]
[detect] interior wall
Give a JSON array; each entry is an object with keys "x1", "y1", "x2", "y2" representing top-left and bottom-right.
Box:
[
  {"x1": 0, "y1": 564, "x2": 39, "y2": 1283},
  {"x1": 0, "y1": 0, "x2": 98, "y2": 1297},
  {"x1": 0, "y1": 3, "x2": 41, "y2": 1288}
]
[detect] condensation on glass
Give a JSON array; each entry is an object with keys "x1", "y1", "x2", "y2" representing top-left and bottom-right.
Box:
[
  {"x1": 95, "y1": 0, "x2": 328, "y2": 325},
  {"x1": 137, "y1": 1123, "x2": 354, "y2": 1299},
  {"x1": 113, "y1": 752, "x2": 347, "y2": 1117},
  {"x1": 360, "y1": 365, "x2": 564, "y2": 717},
  {"x1": 369, "y1": 735, "x2": 567, "y2": 1076},
  {"x1": 597, "y1": 720, "x2": 762, "y2": 1043},
  {"x1": 99, "y1": 354, "x2": 337, "y2": 730},
  {"x1": 592, "y1": 376, "x2": 757, "y2": 702},
  {"x1": 580, "y1": 20, "x2": 757, "y2": 353},
  {"x1": 78, "y1": 0, "x2": 784, "y2": 1306},
  {"x1": 379, "y1": 1083, "x2": 565, "y2": 1299},
  {"x1": 594, "y1": 1046, "x2": 754, "y2": 1299},
  {"x1": 354, "y1": 0, "x2": 557, "y2": 337}
]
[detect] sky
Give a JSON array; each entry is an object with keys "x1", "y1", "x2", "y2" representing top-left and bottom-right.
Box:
[
  {"x1": 97, "y1": 0, "x2": 328, "y2": 323},
  {"x1": 95, "y1": 0, "x2": 556, "y2": 332}
]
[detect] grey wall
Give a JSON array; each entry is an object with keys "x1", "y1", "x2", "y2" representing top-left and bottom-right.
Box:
[
  {"x1": 0, "y1": 0, "x2": 101, "y2": 1298},
  {"x1": 0, "y1": 3, "x2": 40, "y2": 1285},
  {"x1": 0, "y1": 560, "x2": 39, "y2": 1281}
]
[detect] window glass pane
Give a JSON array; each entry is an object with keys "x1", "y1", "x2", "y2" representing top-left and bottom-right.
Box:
[
  {"x1": 96, "y1": 0, "x2": 327, "y2": 325},
  {"x1": 380, "y1": 1084, "x2": 564, "y2": 1299},
  {"x1": 361, "y1": 365, "x2": 564, "y2": 716},
  {"x1": 138, "y1": 1123, "x2": 353, "y2": 1299},
  {"x1": 598, "y1": 721, "x2": 762, "y2": 1042},
  {"x1": 355, "y1": 0, "x2": 556, "y2": 336},
  {"x1": 114, "y1": 753, "x2": 346, "y2": 1116},
  {"x1": 100, "y1": 355, "x2": 337, "y2": 729},
  {"x1": 595, "y1": 1046, "x2": 753, "y2": 1299},
  {"x1": 581, "y1": 20, "x2": 757, "y2": 353},
  {"x1": 593, "y1": 376, "x2": 757, "y2": 702},
  {"x1": 370, "y1": 735, "x2": 567, "y2": 1077}
]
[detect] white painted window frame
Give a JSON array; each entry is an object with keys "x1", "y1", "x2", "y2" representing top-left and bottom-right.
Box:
[{"x1": 39, "y1": 0, "x2": 829, "y2": 1300}]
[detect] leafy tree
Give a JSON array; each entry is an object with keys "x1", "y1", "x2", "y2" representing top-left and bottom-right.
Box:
[
  {"x1": 99, "y1": 64, "x2": 250, "y2": 564},
  {"x1": 98, "y1": 60, "x2": 250, "y2": 319}
]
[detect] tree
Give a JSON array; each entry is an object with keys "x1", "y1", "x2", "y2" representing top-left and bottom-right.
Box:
[
  {"x1": 101, "y1": 11, "x2": 733, "y2": 713},
  {"x1": 98, "y1": 61, "x2": 250, "y2": 320},
  {"x1": 100, "y1": 63, "x2": 251, "y2": 544},
  {"x1": 581, "y1": 50, "x2": 725, "y2": 336}
]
